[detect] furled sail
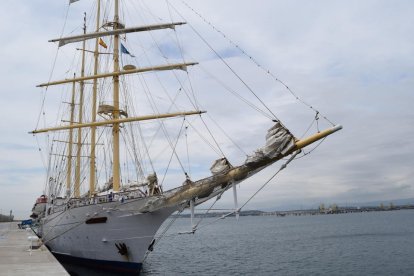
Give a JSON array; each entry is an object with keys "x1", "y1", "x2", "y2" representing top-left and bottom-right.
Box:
[
  {"x1": 137, "y1": 122, "x2": 296, "y2": 212},
  {"x1": 210, "y1": 158, "x2": 233, "y2": 175},
  {"x1": 246, "y1": 122, "x2": 295, "y2": 164}
]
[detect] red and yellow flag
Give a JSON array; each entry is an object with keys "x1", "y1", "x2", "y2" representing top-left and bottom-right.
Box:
[{"x1": 99, "y1": 38, "x2": 108, "y2": 49}]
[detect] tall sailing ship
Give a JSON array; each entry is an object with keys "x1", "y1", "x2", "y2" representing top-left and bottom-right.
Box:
[{"x1": 30, "y1": 0, "x2": 341, "y2": 274}]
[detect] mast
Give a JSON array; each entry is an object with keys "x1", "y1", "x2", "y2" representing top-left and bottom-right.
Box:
[
  {"x1": 89, "y1": 0, "x2": 100, "y2": 197},
  {"x1": 74, "y1": 13, "x2": 87, "y2": 198},
  {"x1": 112, "y1": 0, "x2": 121, "y2": 192},
  {"x1": 66, "y1": 74, "x2": 76, "y2": 198},
  {"x1": 33, "y1": 5, "x2": 198, "y2": 195}
]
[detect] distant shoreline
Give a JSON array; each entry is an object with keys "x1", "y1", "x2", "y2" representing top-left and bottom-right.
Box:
[
  {"x1": 0, "y1": 214, "x2": 13, "y2": 223},
  {"x1": 172, "y1": 204, "x2": 414, "y2": 218},
  {"x1": 2, "y1": 203, "x2": 413, "y2": 221}
]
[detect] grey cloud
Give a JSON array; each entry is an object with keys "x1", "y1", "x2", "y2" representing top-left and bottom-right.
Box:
[{"x1": 1, "y1": 0, "x2": 414, "y2": 218}]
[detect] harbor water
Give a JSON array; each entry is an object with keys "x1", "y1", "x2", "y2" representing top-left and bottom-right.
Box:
[
  {"x1": 142, "y1": 209, "x2": 414, "y2": 275},
  {"x1": 37, "y1": 209, "x2": 414, "y2": 275}
]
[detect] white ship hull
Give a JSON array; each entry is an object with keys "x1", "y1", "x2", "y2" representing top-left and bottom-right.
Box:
[{"x1": 38, "y1": 198, "x2": 178, "y2": 274}]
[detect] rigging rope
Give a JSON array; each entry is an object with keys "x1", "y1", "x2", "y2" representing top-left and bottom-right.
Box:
[
  {"x1": 142, "y1": 149, "x2": 305, "y2": 244},
  {"x1": 193, "y1": 183, "x2": 230, "y2": 231},
  {"x1": 197, "y1": 64, "x2": 274, "y2": 120},
  {"x1": 126, "y1": 1, "x2": 248, "y2": 166},
  {"x1": 166, "y1": 0, "x2": 201, "y2": 110},
  {"x1": 142, "y1": 208, "x2": 184, "y2": 262},
  {"x1": 199, "y1": 115, "x2": 226, "y2": 158},
  {"x1": 185, "y1": 120, "x2": 222, "y2": 157},
  {"x1": 180, "y1": 1, "x2": 336, "y2": 126},
  {"x1": 160, "y1": 118, "x2": 188, "y2": 186},
  {"x1": 169, "y1": 3, "x2": 279, "y2": 122},
  {"x1": 189, "y1": 150, "x2": 301, "y2": 233},
  {"x1": 293, "y1": 137, "x2": 327, "y2": 161},
  {"x1": 205, "y1": 113, "x2": 247, "y2": 156},
  {"x1": 34, "y1": 3, "x2": 72, "y2": 184},
  {"x1": 35, "y1": 4, "x2": 70, "y2": 130},
  {"x1": 184, "y1": 124, "x2": 191, "y2": 176}
]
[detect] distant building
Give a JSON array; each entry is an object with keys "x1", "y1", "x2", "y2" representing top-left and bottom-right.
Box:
[{"x1": 0, "y1": 210, "x2": 14, "y2": 222}]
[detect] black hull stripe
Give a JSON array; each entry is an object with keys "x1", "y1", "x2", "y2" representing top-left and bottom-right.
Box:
[{"x1": 52, "y1": 251, "x2": 142, "y2": 274}]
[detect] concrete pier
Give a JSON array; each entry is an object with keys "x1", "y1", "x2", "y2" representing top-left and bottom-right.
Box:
[{"x1": 0, "y1": 222, "x2": 68, "y2": 275}]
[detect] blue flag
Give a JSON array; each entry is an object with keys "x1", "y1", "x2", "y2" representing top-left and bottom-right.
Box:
[{"x1": 120, "y1": 43, "x2": 135, "y2": 57}]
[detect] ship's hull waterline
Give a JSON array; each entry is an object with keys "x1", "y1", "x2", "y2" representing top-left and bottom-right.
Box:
[{"x1": 38, "y1": 198, "x2": 178, "y2": 273}]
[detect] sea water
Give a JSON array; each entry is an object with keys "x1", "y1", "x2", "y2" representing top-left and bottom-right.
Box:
[{"x1": 142, "y1": 210, "x2": 414, "y2": 275}]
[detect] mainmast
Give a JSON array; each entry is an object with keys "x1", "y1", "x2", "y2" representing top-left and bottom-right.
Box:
[
  {"x1": 112, "y1": 0, "x2": 121, "y2": 192},
  {"x1": 89, "y1": 0, "x2": 100, "y2": 197},
  {"x1": 74, "y1": 13, "x2": 87, "y2": 198}
]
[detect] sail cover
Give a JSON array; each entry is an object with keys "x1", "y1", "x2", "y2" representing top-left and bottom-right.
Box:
[
  {"x1": 210, "y1": 158, "x2": 233, "y2": 175},
  {"x1": 246, "y1": 122, "x2": 295, "y2": 163},
  {"x1": 138, "y1": 122, "x2": 296, "y2": 213}
]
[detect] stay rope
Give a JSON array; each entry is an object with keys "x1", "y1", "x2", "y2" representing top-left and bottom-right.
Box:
[
  {"x1": 193, "y1": 184, "x2": 230, "y2": 231},
  {"x1": 190, "y1": 150, "x2": 301, "y2": 233},
  {"x1": 142, "y1": 150, "x2": 301, "y2": 257},
  {"x1": 142, "y1": 208, "x2": 184, "y2": 262},
  {"x1": 160, "y1": 118, "x2": 187, "y2": 187},
  {"x1": 180, "y1": 1, "x2": 336, "y2": 127},
  {"x1": 168, "y1": 3, "x2": 279, "y2": 122}
]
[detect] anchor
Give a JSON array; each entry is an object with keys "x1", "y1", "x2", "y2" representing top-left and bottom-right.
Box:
[{"x1": 115, "y1": 242, "x2": 128, "y2": 256}]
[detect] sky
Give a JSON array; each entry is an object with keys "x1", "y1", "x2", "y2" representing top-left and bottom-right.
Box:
[{"x1": 0, "y1": 0, "x2": 413, "y2": 219}]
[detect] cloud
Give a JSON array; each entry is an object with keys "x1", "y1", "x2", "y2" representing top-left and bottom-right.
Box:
[{"x1": 1, "y1": 0, "x2": 414, "y2": 219}]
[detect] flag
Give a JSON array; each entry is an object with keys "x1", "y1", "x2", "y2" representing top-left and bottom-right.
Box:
[
  {"x1": 120, "y1": 43, "x2": 135, "y2": 57},
  {"x1": 98, "y1": 38, "x2": 108, "y2": 49},
  {"x1": 69, "y1": 0, "x2": 80, "y2": 4}
]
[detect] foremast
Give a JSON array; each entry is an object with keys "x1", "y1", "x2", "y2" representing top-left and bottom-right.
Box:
[
  {"x1": 74, "y1": 13, "x2": 87, "y2": 198},
  {"x1": 66, "y1": 74, "x2": 76, "y2": 198}
]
